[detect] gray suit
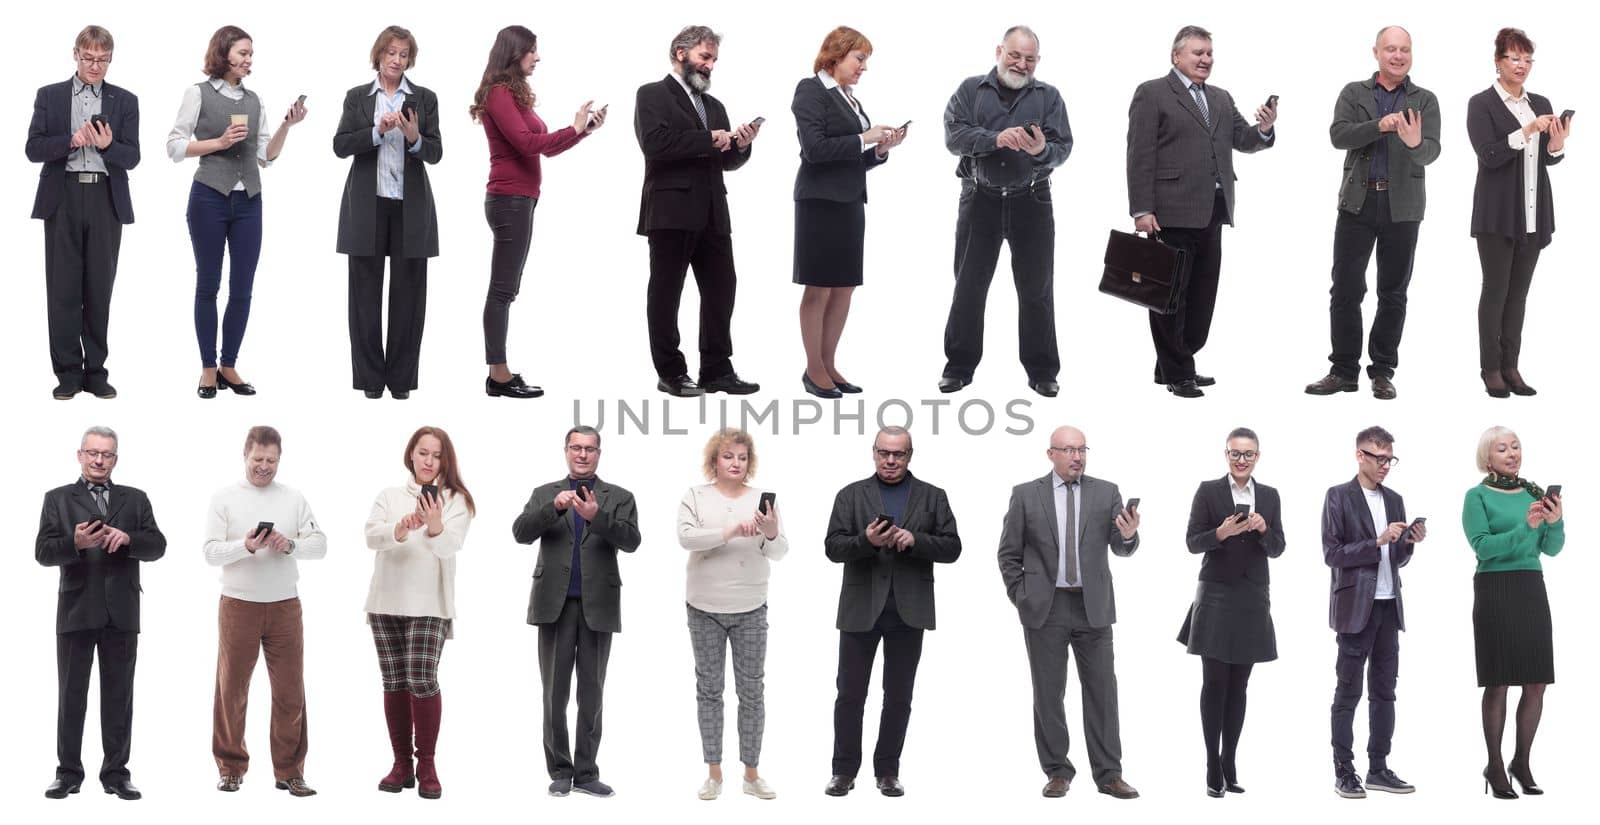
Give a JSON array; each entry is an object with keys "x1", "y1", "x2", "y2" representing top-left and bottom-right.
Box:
[{"x1": 998, "y1": 473, "x2": 1138, "y2": 784}]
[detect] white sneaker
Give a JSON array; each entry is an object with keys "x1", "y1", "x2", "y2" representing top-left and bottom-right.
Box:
[
  {"x1": 742, "y1": 777, "x2": 777, "y2": 800},
  {"x1": 697, "y1": 777, "x2": 722, "y2": 800}
]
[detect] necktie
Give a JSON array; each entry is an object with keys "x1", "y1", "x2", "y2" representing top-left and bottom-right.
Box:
[
  {"x1": 89, "y1": 484, "x2": 108, "y2": 516},
  {"x1": 690, "y1": 91, "x2": 708, "y2": 128},
  {"x1": 1063, "y1": 483, "x2": 1078, "y2": 587},
  {"x1": 1191, "y1": 84, "x2": 1212, "y2": 129}
]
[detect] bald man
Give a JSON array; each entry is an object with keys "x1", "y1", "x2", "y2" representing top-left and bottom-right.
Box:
[{"x1": 997, "y1": 426, "x2": 1140, "y2": 799}]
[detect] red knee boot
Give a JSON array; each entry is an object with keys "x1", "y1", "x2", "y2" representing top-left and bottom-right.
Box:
[
  {"x1": 378, "y1": 691, "x2": 415, "y2": 792},
  {"x1": 411, "y1": 692, "x2": 443, "y2": 799}
]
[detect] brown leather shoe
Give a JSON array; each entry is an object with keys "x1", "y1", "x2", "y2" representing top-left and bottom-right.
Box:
[
  {"x1": 1371, "y1": 376, "x2": 1397, "y2": 400},
  {"x1": 1305, "y1": 373, "x2": 1358, "y2": 395},
  {"x1": 1042, "y1": 776, "x2": 1070, "y2": 797},
  {"x1": 1098, "y1": 777, "x2": 1140, "y2": 799},
  {"x1": 275, "y1": 777, "x2": 318, "y2": 797}
]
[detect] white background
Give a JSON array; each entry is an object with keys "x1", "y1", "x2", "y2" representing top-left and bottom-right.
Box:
[{"x1": 2, "y1": 1, "x2": 1591, "y2": 824}]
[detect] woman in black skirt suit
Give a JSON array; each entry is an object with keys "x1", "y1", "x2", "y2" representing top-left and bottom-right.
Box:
[
  {"x1": 790, "y1": 26, "x2": 904, "y2": 398},
  {"x1": 1179, "y1": 427, "x2": 1285, "y2": 797}
]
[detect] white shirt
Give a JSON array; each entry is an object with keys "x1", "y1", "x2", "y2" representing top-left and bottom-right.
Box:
[
  {"x1": 1052, "y1": 474, "x2": 1082, "y2": 587},
  {"x1": 677, "y1": 484, "x2": 788, "y2": 614},
  {"x1": 1363, "y1": 486, "x2": 1396, "y2": 600},
  {"x1": 1497, "y1": 82, "x2": 1564, "y2": 233},
  {"x1": 817, "y1": 70, "x2": 870, "y2": 150},
  {"x1": 1229, "y1": 476, "x2": 1257, "y2": 510},
  {"x1": 363, "y1": 479, "x2": 472, "y2": 620},
  {"x1": 165, "y1": 78, "x2": 275, "y2": 182},
  {"x1": 369, "y1": 75, "x2": 423, "y2": 199},
  {"x1": 203, "y1": 479, "x2": 327, "y2": 603}
]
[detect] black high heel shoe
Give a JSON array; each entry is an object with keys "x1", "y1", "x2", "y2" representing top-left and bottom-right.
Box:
[
  {"x1": 1508, "y1": 760, "x2": 1543, "y2": 795},
  {"x1": 1503, "y1": 369, "x2": 1537, "y2": 397},
  {"x1": 1483, "y1": 766, "x2": 1518, "y2": 799},
  {"x1": 216, "y1": 374, "x2": 257, "y2": 396},
  {"x1": 1206, "y1": 760, "x2": 1224, "y2": 798},
  {"x1": 801, "y1": 372, "x2": 842, "y2": 399},
  {"x1": 1480, "y1": 370, "x2": 1511, "y2": 399},
  {"x1": 1221, "y1": 759, "x2": 1245, "y2": 794}
]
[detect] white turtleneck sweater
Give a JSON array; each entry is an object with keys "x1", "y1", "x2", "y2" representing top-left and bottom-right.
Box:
[{"x1": 203, "y1": 479, "x2": 328, "y2": 603}]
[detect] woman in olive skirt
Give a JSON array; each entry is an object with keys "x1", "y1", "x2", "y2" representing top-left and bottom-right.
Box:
[
  {"x1": 1463, "y1": 425, "x2": 1564, "y2": 798},
  {"x1": 1179, "y1": 427, "x2": 1286, "y2": 797}
]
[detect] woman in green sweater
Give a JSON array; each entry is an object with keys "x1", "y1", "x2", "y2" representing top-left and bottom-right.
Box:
[{"x1": 1462, "y1": 425, "x2": 1564, "y2": 799}]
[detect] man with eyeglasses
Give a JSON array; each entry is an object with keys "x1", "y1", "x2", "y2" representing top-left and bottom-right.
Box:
[
  {"x1": 998, "y1": 426, "x2": 1140, "y2": 799},
  {"x1": 823, "y1": 426, "x2": 961, "y2": 797},
  {"x1": 36, "y1": 426, "x2": 166, "y2": 800},
  {"x1": 512, "y1": 425, "x2": 641, "y2": 798},
  {"x1": 26, "y1": 26, "x2": 141, "y2": 401},
  {"x1": 1320, "y1": 425, "x2": 1425, "y2": 798},
  {"x1": 937, "y1": 25, "x2": 1071, "y2": 398}
]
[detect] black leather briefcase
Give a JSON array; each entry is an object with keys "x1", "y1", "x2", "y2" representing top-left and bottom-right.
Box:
[{"x1": 1099, "y1": 230, "x2": 1186, "y2": 315}]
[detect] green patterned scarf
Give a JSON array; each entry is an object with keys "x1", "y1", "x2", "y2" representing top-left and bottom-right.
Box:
[{"x1": 1483, "y1": 471, "x2": 1544, "y2": 500}]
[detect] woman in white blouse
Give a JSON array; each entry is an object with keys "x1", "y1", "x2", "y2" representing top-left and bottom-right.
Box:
[
  {"x1": 678, "y1": 428, "x2": 787, "y2": 800},
  {"x1": 363, "y1": 425, "x2": 475, "y2": 800},
  {"x1": 166, "y1": 25, "x2": 306, "y2": 399}
]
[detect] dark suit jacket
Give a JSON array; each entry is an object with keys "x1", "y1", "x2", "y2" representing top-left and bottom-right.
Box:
[
  {"x1": 1322, "y1": 478, "x2": 1414, "y2": 633},
  {"x1": 26, "y1": 79, "x2": 140, "y2": 223},
  {"x1": 1330, "y1": 76, "x2": 1441, "y2": 221},
  {"x1": 633, "y1": 76, "x2": 750, "y2": 235},
  {"x1": 791, "y1": 76, "x2": 887, "y2": 203},
  {"x1": 1467, "y1": 86, "x2": 1563, "y2": 248},
  {"x1": 824, "y1": 472, "x2": 961, "y2": 632},
  {"x1": 1126, "y1": 70, "x2": 1273, "y2": 228},
  {"x1": 332, "y1": 80, "x2": 442, "y2": 258},
  {"x1": 997, "y1": 473, "x2": 1139, "y2": 630},
  {"x1": 1185, "y1": 476, "x2": 1285, "y2": 584},
  {"x1": 511, "y1": 477, "x2": 641, "y2": 634},
  {"x1": 35, "y1": 479, "x2": 166, "y2": 634}
]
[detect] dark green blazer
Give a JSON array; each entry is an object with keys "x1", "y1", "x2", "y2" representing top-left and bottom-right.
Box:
[{"x1": 1330, "y1": 76, "x2": 1441, "y2": 221}]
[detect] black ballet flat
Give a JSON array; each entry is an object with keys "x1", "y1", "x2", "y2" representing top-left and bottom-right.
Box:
[
  {"x1": 197, "y1": 384, "x2": 218, "y2": 399},
  {"x1": 217, "y1": 375, "x2": 257, "y2": 396}
]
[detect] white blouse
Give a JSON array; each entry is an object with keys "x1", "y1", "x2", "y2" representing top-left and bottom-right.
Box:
[
  {"x1": 678, "y1": 484, "x2": 788, "y2": 614},
  {"x1": 363, "y1": 478, "x2": 472, "y2": 620},
  {"x1": 1496, "y1": 82, "x2": 1564, "y2": 233},
  {"x1": 165, "y1": 77, "x2": 275, "y2": 179}
]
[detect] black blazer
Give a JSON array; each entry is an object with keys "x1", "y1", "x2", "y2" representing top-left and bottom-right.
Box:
[
  {"x1": 1321, "y1": 478, "x2": 1413, "y2": 633},
  {"x1": 633, "y1": 76, "x2": 750, "y2": 235},
  {"x1": 1467, "y1": 86, "x2": 1563, "y2": 248},
  {"x1": 790, "y1": 75, "x2": 887, "y2": 203},
  {"x1": 26, "y1": 79, "x2": 140, "y2": 223},
  {"x1": 1185, "y1": 476, "x2": 1285, "y2": 584},
  {"x1": 35, "y1": 479, "x2": 166, "y2": 634},
  {"x1": 824, "y1": 473, "x2": 961, "y2": 632},
  {"x1": 511, "y1": 477, "x2": 641, "y2": 634},
  {"x1": 332, "y1": 80, "x2": 442, "y2": 258}
]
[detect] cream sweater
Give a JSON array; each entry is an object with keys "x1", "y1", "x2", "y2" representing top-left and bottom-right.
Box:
[
  {"x1": 203, "y1": 479, "x2": 328, "y2": 603},
  {"x1": 363, "y1": 479, "x2": 472, "y2": 619},
  {"x1": 678, "y1": 484, "x2": 788, "y2": 614}
]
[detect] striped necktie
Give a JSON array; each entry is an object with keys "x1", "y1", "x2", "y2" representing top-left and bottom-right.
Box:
[{"x1": 1190, "y1": 83, "x2": 1212, "y2": 129}]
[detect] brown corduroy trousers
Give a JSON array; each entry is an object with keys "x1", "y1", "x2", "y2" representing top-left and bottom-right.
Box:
[{"x1": 213, "y1": 595, "x2": 308, "y2": 780}]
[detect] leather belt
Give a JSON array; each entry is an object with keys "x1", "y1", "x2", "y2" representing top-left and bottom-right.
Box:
[
  {"x1": 1366, "y1": 178, "x2": 1390, "y2": 191},
  {"x1": 1056, "y1": 586, "x2": 1083, "y2": 593},
  {"x1": 72, "y1": 172, "x2": 107, "y2": 184},
  {"x1": 972, "y1": 178, "x2": 1049, "y2": 198}
]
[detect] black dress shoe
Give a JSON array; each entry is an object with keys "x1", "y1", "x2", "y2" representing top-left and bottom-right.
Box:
[
  {"x1": 363, "y1": 389, "x2": 384, "y2": 399},
  {"x1": 1030, "y1": 379, "x2": 1060, "y2": 398},
  {"x1": 391, "y1": 390, "x2": 410, "y2": 400},
  {"x1": 44, "y1": 778, "x2": 81, "y2": 798},
  {"x1": 86, "y1": 382, "x2": 118, "y2": 399},
  {"x1": 1167, "y1": 379, "x2": 1204, "y2": 398},
  {"x1": 834, "y1": 380, "x2": 863, "y2": 394},
  {"x1": 1503, "y1": 369, "x2": 1537, "y2": 396},
  {"x1": 1481, "y1": 370, "x2": 1511, "y2": 399},
  {"x1": 701, "y1": 373, "x2": 760, "y2": 394},
  {"x1": 875, "y1": 776, "x2": 905, "y2": 797},
  {"x1": 801, "y1": 372, "x2": 842, "y2": 399},
  {"x1": 1371, "y1": 376, "x2": 1398, "y2": 400},
  {"x1": 657, "y1": 374, "x2": 705, "y2": 397},
  {"x1": 1154, "y1": 373, "x2": 1216, "y2": 387},
  {"x1": 52, "y1": 384, "x2": 81, "y2": 400},
  {"x1": 197, "y1": 384, "x2": 218, "y2": 399},
  {"x1": 1305, "y1": 373, "x2": 1358, "y2": 395},
  {"x1": 104, "y1": 779, "x2": 142, "y2": 800},
  {"x1": 486, "y1": 374, "x2": 544, "y2": 398},
  {"x1": 937, "y1": 375, "x2": 970, "y2": 393},
  {"x1": 217, "y1": 375, "x2": 256, "y2": 395},
  {"x1": 823, "y1": 775, "x2": 854, "y2": 796}
]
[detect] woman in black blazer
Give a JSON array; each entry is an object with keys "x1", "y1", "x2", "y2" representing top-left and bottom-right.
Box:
[
  {"x1": 791, "y1": 26, "x2": 904, "y2": 399},
  {"x1": 1180, "y1": 427, "x2": 1285, "y2": 797},
  {"x1": 1467, "y1": 27, "x2": 1571, "y2": 398},
  {"x1": 333, "y1": 26, "x2": 442, "y2": 400}
]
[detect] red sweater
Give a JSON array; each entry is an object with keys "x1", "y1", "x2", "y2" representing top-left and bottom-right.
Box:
[{"x1": 481, "y1": 85, "x2": 586, "y2": 197}]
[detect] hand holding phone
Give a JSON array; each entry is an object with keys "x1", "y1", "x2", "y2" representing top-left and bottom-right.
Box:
[
  {"x1": 1233, "y1": 504, "x2": 1252, "y2": 521},
  {"x1": 759, "y1": 491, "x2": 777, "y2": 516},
  {"x1": 1406, "y1": 516, "x2": 1427, "y2": 542},
  {"x1": 421, "y1": 484, "x2": 440, "y2": 503}
]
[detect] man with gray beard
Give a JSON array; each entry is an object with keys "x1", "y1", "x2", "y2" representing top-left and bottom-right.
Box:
[{"x1": 938, "y1": 26, "x2": 1072, "y2": 399}]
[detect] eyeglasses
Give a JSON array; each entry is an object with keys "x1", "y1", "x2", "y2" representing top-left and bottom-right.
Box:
[
  {"x1": 76, "y1": 54, "x2": 113, "y2": 68},
  {"x1": 1359, "y1": 449, "x2": 1400, "y2": 468},
  {"x1": 566, "y1": 444, "x2": 599, "y2": 455},
  {"x1": 1048, "y1": 446, "x2": 1089, "y2": 457},
  {"x1": 874, "y1": 449, "x2": 910, "y2": 461},
  {"x1": 1226, "y1": 450, "x2": 1259, "y2": 462},
  {"x1": 80, "y1": 449, "x2": 118, "y2": 461},
  {"x1": 1005, "y1": 51, "x2": 1039, "y2": 66}
]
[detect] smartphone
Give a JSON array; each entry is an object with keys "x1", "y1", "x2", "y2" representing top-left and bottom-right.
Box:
[
  {"x1": 1233, "y1": 504, "x2": 1252, "y2": 520},
  {"x1": 1545, "y1": 484, "x2": 1562, "y2": 500},
  {"x1": 1264, "y1": 94, "x2": 1279, "y2": 110},
  {"x1": 897, "y1": 120, "x2": 912, "y2": 131},
  {"x1": 1023, "y1": 119, "x2": 1039, "y2": 133},
  {"x1": 759, "y1": 491, "x2": 777, "y2": 515},
  {"x1": 587, "y1": 104, "x2": 608, "y2": 126},
  {"x1": 1560, "y1": 109, "x2": 1575, "y2": 124},
  {"x1": 254, "y1": 521, "x2": 274, "y2": 539},
  {"x1": 1125, "y1": 497, "x2": 1141, "y2": 513},
  {"x1": 403, "y1": 102, "x2": 416, "y2": 120},
  {"x1": 90, "y1": 113, "x2": 108, "y2": 130},
  {"x1": 871, "y1": 513, "x2": 893, "y2": 528},
  {"x1": 421, "y1": 484, "x2": 439, "y2": 503},
  {"x1": 86, "y1": 519, "x2": 104, "y2": 531},
  {"x1": 295, "y1": 94, "x2": 307, "y2": 106},
  {"x1": 576, "y1": 484, "x2": 591, "y2": 500},
  {"x1": 750, "y1": 116, "x2": 766, "y2": 126}
]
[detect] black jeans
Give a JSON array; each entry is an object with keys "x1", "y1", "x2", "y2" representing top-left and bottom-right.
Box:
[
  {"x1": 1331, "y1": 598, "x2": 1400, "y2": 766},
  {"x1": 43, "y1": 175, "x2": 121, "y2": 390},
  {"x1": 1327, "y1": 192, "x2": 1420, "y2": 380},
  {"x1": 1475, "y1": 234, "x2": 1542, "y2": 371},
  {"x1": 1150, "y1": 192, "x2": 1226, "y2": 383},
  {"x1": 483, "y1": 195, "x2": 537, "y2": 365},
  {"x1": 942, "y1": 182, "x2": 1059, "y2": 382},
  {"x1": 832, "y1": 594, "x2": 924, "y2": 778},
  {"x1": 349, "y1": 198, "x2": 428, "y2": 392}
]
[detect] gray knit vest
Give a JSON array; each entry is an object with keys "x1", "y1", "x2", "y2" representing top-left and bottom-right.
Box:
[{"x1": 194, "y1": 82, "x2": 262, "y2": 197}]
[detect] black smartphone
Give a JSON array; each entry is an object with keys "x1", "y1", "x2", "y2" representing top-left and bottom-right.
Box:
[
  {"x1": 403, "y1": 102, "x2": 416, "y2": 120},
  {"x1": 1233, "y1": 504, "x2": 1252, "y2": 520},
  {"x1": 85, "y1": 518, "x2": 104, "y2": 531},
  {"x1": 576, "y1": 484, "x2": 591, "y2": 500},
  {"x1": 1545, "y1": 484, "x2": 1562, "y2": 500},
  {"x1": 1125, "y1": 497, "x2": 1141, "y2": 514},
  {"x1": 420, "y1": 484, "x2": 439, "y2": 502},
  {"x1": 898, "y1": 120, "x2": 912, "y2": 131},
  {"x1": 1560, "y1": 109, "x2": 1575, "y2": 124},
  {"x1": 295, "y1": 94, "x2": 307, "y2": 106},
  {"x1": 90, "y1": 113, "x2": 108, "y2": 130},
  {"x1": 871, "y1": 513, "x2": 893, "y2": 528},
  {"x1": 759, "y1": 491, "x2": 777, "y2": 515},
  {"x1": 254, "y1": 521, "x2": 274, "y2": 539},
  {"x1": 587, "y1": 104, "x2": 608, "y2": 126},
  {"x1": 750, "y1": 116, "x2": 766, "y2": 126},
  {"x1": 1264, "y1": 94, "x2": 1279, "y2": 110}
]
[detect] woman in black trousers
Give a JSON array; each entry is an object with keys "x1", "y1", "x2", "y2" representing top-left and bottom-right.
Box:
[
  {"x1": 1468, "y1": 27, "x2": 1572, "y2": 397},
  {"x1": 1179, "y1": 427, "x2": 1285, "y2": 797},
  {"x1": 334, "y1": 26, "x2": 442, "y2": 400}
]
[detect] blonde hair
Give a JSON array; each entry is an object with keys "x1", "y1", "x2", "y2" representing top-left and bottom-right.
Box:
[
  {"x1": 1475, "y1": 425, "x2": 1518, "y2": 473},
  {"x1": 702, "y1": 428, "x2": 758, "y2": 481}
]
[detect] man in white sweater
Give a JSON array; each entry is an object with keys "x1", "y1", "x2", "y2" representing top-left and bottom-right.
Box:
[{"x1": 202, "y1": 426, "x2": 327, "y2": 797}]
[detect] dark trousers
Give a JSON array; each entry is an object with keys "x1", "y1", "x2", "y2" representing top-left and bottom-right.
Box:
[
  {"x1": 483, "y1": 195, "x2": 537, "y2": 365},
  {"x1": 1150, "y1": 192, "x2": 1226, "y2": 383},
  {"x1": 1023, "y1": 588, "x2": 1123, "y2": 784},
  {"x1": 832, "y1": 595, "x2": 924, "y2": 778},
  {"x1": 43, "y1": 175, "x2": 122, "y2": 390},
  {"x1": 1331, "y1": 598, "x2": 1400, "y2": 766},
  {"x1": 349, "y1": 198, "x2": 428, "y2": 392},
  {"x1": 188, "y1": 182, "x2": 264, "y2": 369},
  {"x1": 1327, "y1": 192, "x2": 1421, "y2": 379},
  {"x1": 537, "y1": 598, "x2": 612, "y2": 782},
  {"x1": 1475, "y1": 234, "x2": 1542, "y2": 371},
  {"x1": 646, "y1": 229, "x2": 737, "y2": 381},
  {"x1": 56, "y1": 627, "x2": 138, "y2": 784},
  {"x1": 942, "y1": 183, "x2": 1060, "y2": 382}
]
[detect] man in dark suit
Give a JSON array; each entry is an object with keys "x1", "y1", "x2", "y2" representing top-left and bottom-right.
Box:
[
  {"x1": 26, "y1": 26, "x2": 140, "y2": 401},
  {"x1": 1306, "y1": 27, "x2": 1441, "y2": 401},
  {"x1": 634, "y1": 25, "x2": 761, "y2": 398},
  {"x1": 36, "y1": 426, "x2": 166, "y2": 800},
  {"x1": 1321, "y1": 425, "x2": 1425, "y2": 798},
  {"x1": 512, "y1": 425, "x2": 641, "y2": 798},
  {"x1": 998, "y1": 426, "x2": 1141, "y2": 799},
  {"x1": 1126, "y1": 25, "x2": 1275, "y2": 398},
  {"x1": 823, "y1": 427, "x2": 961, "y2": 798}
]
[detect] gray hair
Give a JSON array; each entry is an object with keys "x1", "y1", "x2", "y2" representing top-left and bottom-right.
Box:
[
  {"x1": 566, "y1": 425, "x2": 601, "y2": 448},
  {"x1": 81, "y1": 425, "x2": 118, "y2": 448},
  {"x1": 1171, "y1": 25, "x2": 1213, "y2": 54},
  {"x1": 1226, "y1": 426, "x2": 1259, "y2": 445},
  {"x1": 669, "y1": 25, "x2": 721, "y2": 61},
  {"x1": 1003, "y1": 25, "x2": 1040, "y2": 50},
  {"x1": 1374, "y1": 25, "x2": 1411, "y2": 46},
  {"x1": 875, "y1": 425, "x2": 913, "y2": 452}
]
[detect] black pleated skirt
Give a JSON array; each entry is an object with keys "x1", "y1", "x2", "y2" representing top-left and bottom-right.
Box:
[
  {"x1": 1473, "y1": 570, "x2": 1554, "y2": 687},
  {"x1": 1177, "y1": 579, "x2": 1278, "y2": 664},
  {"x1": 793, "y1": 198, "x2": 865, "y2": 287}
]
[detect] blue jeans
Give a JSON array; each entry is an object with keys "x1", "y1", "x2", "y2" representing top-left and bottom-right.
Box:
[{"x1": 187, "y1": 181, "x2": 263, "y2": 368}]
